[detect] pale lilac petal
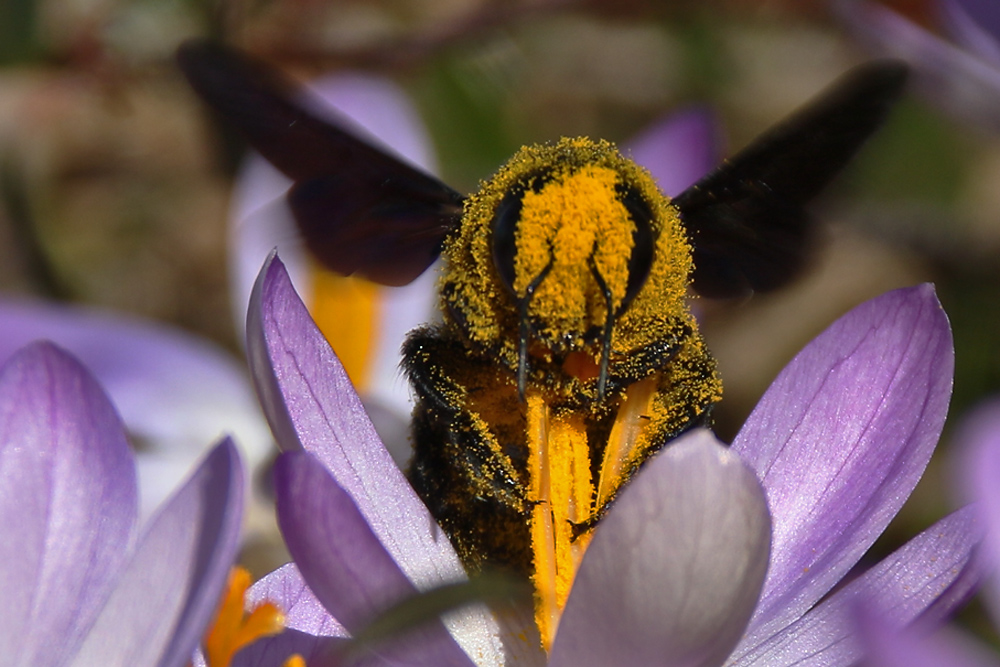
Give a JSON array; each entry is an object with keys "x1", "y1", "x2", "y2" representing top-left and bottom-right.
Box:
[
  {"x1": 625, "y1": 107, "x2": 720, "y2": 196},
  {"x1": 246, "y1": 255, "x2": 440, "y2": 562},
  {"x1": 855, "y1": 605, "x2": 1000, "y2": 667},
  {"x1": 70, "y1": 438, "x2": 244, "y2": 667},
  {"x1": 549, "y1": 430, "x2": 770, "y2": 667},
  {"x1": 247, "y1": 254, "x2": 504, "y2": 663},
  {"x1": 940, "y1": 0, "x2": 1000, "y2": 64},
  {"x1": 272, "y1": 450, "x2": 424, "y2": 628},
  {"x1": 733, "y1": 285, "x2": 953, "y2": 647},
  {"x1": 0, "y1": 342, "x2": 138, "y2": 665},
  {"x1": 955, "y1": 399, "x2": 1000, "y2": 624},
  {"x1": 274, "y1": 450, "x2": 476, "y2": 667},
  {"x1": 229, "y1": 630, "x2": 346, "y2": 667},
  {"x1": 247, "y1": 563, "x2": 346, "y2": 638},
  {"x1": 0, "y1": 299, "x2": 271, "y2": 519},
  {"x1": 837, "y1": 0, "x2": 1000, "y2": 132},
  {"x1": 729, "y1": 507, "x2": 981, "y2": 666},
  {"x1": 197, "y1": 566, "x2": 349, "y2": 667}
]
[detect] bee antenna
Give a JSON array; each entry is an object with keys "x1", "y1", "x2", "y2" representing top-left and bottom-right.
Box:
[
  {"x1": 516, "y1": 258, "x2": 554, "y2": 400},
  {"x1": 588, "y1": 256, "x2": 614, "y2": 401}
]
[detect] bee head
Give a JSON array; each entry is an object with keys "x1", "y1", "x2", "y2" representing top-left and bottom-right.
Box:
[{"x1": 441, "y1": 138, "x2": 693, "y2": 398}]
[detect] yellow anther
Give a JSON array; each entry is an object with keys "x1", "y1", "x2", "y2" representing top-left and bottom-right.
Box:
[{"x1": 203, "y1": 567, "x2": 287, "y2": 667}]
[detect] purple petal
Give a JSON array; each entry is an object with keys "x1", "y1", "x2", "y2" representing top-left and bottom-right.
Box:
[
  {"x1": 0, "y1": 299, "x2": 271, "y2": 519},
  {"x1": 549, "y1": 430, "x2": 770, "y2": 667},
  {"x1": 836, "y1": 0, "x2": 1000, "y2": 132},
  {"x1": 624, "y1": 107, "x2": 720, "y2": 196},
  {"x1": 70, "y1": 438, "x2": 244, "y2": 667},
  {"x1": 733, "y1": 285, "x2": 953, "y2": 647},
  {"x1": 943, "y1": 0, "x2": 1000, "y2": 61},
  {"x1": 246, "y1": 255, "x2": 448, "y2": 572},
  {"x1": 247, "y1": 254, "x2": 503, "y2": 653},
  {"x1": 274, "y1": 450, "x2": 476, "y2": 667},
  {"x1": 247, "y1": 563, "x2": 347, "y2": 638},
  {"x1": 854, "y1": 605, "x2": 999, "y2": 667},
  {"x1": 954, "y1": 399, "x2": 1000, "y2": 624},
  {"x1": 729, "y1": 507, "x2": 981, "y2": 666},
  {"x1": 0, "y1": 342, "x2": 138, "y2": 665},
  {"x1": 229, "y1": 629, "x2": 347, "y2": 667}
]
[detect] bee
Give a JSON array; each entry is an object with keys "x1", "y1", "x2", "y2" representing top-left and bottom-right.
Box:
[{"x1": 178, "y1": 41, "x2": 907, "y2": 647}]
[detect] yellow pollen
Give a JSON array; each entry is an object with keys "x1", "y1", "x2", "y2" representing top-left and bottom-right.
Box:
[
  {"x1": 527, "y1": 394, "x2": 595, "y2": 650},
  {"x1": 514, "y1": 165, "x2": 634, "y2": 333},
  {"x1": 202, "y1": 567, "x2": 290, "y2": 667}
]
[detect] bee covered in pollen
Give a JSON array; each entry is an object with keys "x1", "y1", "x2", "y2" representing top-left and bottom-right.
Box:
[{"x1": 178, "y1": 41, "x2": 908, "y2": 649}]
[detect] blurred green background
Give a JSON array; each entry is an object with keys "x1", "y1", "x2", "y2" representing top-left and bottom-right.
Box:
[{"x1": 0, "y1": 0, "x2": 997, "y2": 638}]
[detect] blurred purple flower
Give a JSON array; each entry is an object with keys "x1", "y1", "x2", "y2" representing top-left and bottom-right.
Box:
[
  {"x1": 0, "y1": 299, "x2": 271, "y2": 519},
  {"x1": 234, "y1": 252, "x2": 978, "y2": 666},
  {"x1": 837, "y1": 0, "x2": 1000, "y2": 131},
  {"x1": 0, "y1": 341, "x2": 244, "y2": 666},
  {"x1": 852, "y1": 400, "x2": 1000, "y2": 667}
]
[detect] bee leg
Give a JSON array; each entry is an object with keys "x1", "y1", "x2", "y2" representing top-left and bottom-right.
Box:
[{"x1": 403, "y1": 327, "x2": 534, "y2": 573}]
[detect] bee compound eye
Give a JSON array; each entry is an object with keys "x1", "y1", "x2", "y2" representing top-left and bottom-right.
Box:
[
  {"x1": 490, "y1": 187, "x2": 524, "y2": 296},
  {"x1": 618, "y1": 186, "x2": 656, "y2": 313}
]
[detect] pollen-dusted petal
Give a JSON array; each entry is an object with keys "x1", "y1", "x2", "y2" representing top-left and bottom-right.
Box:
[
  {"x1": 274, "y1": 450, "x2": 477, "y2": 667},
  {"x1": 625, "y1": 107, "x2": 719, "y2": 196},
  {"x1": 0, "y1": 342, "x2": 138, "y2": 665},
  {"x1": 732, "y1": 285, "x2": 953, "y2": 647},
  {"x1": 70, "y1": 438, "x2": 244, "y2": 667},
  {"x1": 728, "y1": 506, "x2": 981, "y2": 667},
  {"x1": 247, "y1": 255, "x2": 505, "y2": 666},
  {"x1": 548, "y1": 430, "x2": 770, "y2": 667}
]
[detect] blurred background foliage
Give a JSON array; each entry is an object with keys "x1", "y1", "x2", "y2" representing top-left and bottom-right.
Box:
[{"x1": 0, "y1": 0, "x2": 998, "y2": 637}]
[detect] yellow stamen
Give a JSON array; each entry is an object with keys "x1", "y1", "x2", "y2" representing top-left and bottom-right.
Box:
[
  {"x1": 597, "y1": 375, "x2": 659, "y2": 510},
  {"x1": 527, "y1": 394, "x2": 596, "y2": 650},
  {"x1": 282, "y1": 655, "x2": 306, "y2": 667},
  {"x1": 203, "y1": 567, "x2": 287, "y2": 667},
  {"x1": 308, "y1": 264, "x2": 380, "y2": 392}
]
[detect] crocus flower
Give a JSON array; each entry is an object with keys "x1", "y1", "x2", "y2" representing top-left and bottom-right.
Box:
[
  {"x1": 852, "y1": 399, "x2": 1000, "y2": 667},
  {"x1": 234, "y1": 252, "x2": 979, "y2": 666},
  {"x1": 0, "y1": 340, "x2": 244, "y2": 665},
  {"x1": 0, "y1": 298, "x2": 270, "y2": 519},
  {"x1": 836, "y1": 0, "x2": 1000, "y2": 132}
]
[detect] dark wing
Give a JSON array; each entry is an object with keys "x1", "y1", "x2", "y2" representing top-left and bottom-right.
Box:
[
  {"x1": 176, "y1": 40, "x2": 464, "y2": 286},
  {"x1": 672, "y1": 60, "x2": 909, "y2": 298}
]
